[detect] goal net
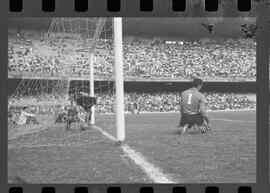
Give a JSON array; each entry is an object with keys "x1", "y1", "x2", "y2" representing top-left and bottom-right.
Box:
[{"x1": 8, "y1": 18, "x2": 121, "y2": 149}]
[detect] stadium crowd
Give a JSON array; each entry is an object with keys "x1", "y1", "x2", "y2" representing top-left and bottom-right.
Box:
[
  {"x1": 105, "y1": 92, "x2": 255, "y2": 114},
  {"x1": 8, "y1": 31, "x2": 256, "y2": 80},
  {"x1": 9, "y1": 92, "x2": 256, "y2": 116}
]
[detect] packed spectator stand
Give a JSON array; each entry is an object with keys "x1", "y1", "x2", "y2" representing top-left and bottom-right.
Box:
[{"x1": 8, "y1": 31, "x2": 256, "y2": 81}]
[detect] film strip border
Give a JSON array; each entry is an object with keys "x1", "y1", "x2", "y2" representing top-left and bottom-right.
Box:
[
  {"x1": 9, "y1": 0, "x2": 255, "y2": 12},
  {"x1": 9, "y1": 185, "x2": 254, "y2": 193},
  {"x1": 8, "y1": 0, "x2": 267, "y2": 16}
]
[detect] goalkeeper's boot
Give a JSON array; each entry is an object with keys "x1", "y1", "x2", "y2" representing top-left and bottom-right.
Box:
[
  {"x1": 192, "y1": 124, "x2": 204, "y2": 134},
  {"x1": 200, "y1": 126, "x2": 207, "y2": 133},
  {"x1": 198, "y1": 124, "x2": 209, "y2": 134},
  {"x1": 191, "y1": 124, "x2": 205, "y2": 134}
]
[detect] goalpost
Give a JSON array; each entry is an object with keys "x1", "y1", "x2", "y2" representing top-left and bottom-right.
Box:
[
  {"x1": 87, "y1": 18, "x2": 125, "y2": 141},
  {"x1": 89, "y1": 52, "x2": 95, "y2": 125},
  {"x1": 114, "y1": 18, "x2": 125, "y2": 141},
  {"x1": 8, "y1": 17, "x2": 126, "y2": 149},
  {"x1": 86, "y1": 18, "x2": 125, "y2": 141}
]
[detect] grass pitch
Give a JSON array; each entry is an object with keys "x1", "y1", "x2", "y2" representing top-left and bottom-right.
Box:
[{"x1": 8, "y1": 110, "x2": 256, "y2": 183}]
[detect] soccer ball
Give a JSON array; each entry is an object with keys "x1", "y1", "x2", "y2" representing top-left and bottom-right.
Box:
[{"x1": 80, "y1": 123, "x2": 90, "y2": 131}]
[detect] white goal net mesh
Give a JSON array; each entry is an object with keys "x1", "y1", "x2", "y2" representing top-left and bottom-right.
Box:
[{"x1": 8, "y1": 18, "x2": 117, "y2": 149}]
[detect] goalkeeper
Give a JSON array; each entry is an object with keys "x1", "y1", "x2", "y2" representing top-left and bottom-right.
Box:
[{"x1": 177, "y1": 78, "x2": 211, "y2": 134}]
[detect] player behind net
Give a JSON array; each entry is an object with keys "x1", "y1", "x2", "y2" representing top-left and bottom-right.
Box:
[
  {"x1": 16, "y1": 106, "x2": 39, "y2": 125},
  {"x1": 177, "y1": 78, "x2": 211, "y2": 135},
  {"x1": 65, "y1": 94, "x2": 80, "y2": 131},
  {"x1": 65, "y1": 92, "x2": 96, "y2": 131},
  {"x1": 79, "y1": 92, "x2": 93, "y2": 124}
]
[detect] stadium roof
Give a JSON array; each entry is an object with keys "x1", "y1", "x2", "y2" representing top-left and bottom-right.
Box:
[{"x1": 8, "y1": 17, "x2": 256, "y2": 38}]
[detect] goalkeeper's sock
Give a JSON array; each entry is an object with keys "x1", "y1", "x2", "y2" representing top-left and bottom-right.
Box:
[{"x1": 182, "y1": 124, "x2": 189, "y2": 133}]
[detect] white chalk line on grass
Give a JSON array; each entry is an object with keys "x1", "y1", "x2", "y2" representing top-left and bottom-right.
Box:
[
  {"x1": 92, "y1": 125, "x2": 176, "y2": 183},
  {"x1": 211, "y1": 118, "x2": 256, "y2": 123},
  {"x1": 121, "y1": 144, "x2": 176, "y2": 183},
  {"x1": 92, "y1": 125, "x2": 118, "y2": 142}
]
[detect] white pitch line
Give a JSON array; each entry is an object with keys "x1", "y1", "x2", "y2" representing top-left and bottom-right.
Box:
[
  {"x1": 92, "y1": 126, "x2": 176, "y2": 183},
  {"x1": 92, "y1": 125, "x2": 118, "y2": 142},
  {"x1": 211, "y1": 118, "x2": 256, "y2": 123},
  {"x1": 121, "y1": 144, "x2": 176, "y2": 183}
]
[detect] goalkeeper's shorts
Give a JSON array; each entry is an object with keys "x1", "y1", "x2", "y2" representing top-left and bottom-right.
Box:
[{"x1": 180, "y1": 113, "x2": 204, "y2": 128}]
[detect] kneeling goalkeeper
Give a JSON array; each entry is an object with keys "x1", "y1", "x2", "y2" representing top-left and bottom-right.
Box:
[{"x1": 177, "y1": 78, "x2": 211, "y2": 134}]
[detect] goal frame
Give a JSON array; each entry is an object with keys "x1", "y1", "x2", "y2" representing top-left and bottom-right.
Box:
[{"x1": 72, "y1": 18, "x2": 125, "y2": 141}]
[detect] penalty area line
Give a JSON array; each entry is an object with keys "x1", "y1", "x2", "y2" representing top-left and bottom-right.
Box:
[{"x1": 92, "y1": 125, "x2": 176, "y2": 183}]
